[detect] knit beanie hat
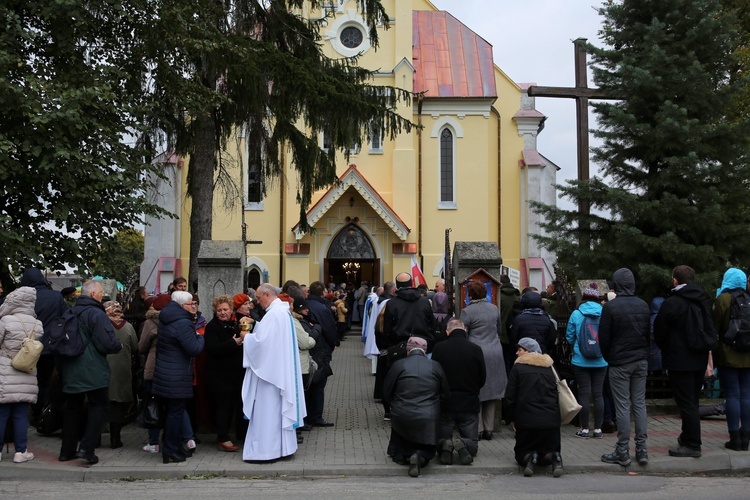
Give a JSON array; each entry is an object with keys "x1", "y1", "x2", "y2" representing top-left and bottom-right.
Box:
[
  {"x1": 582, "y1": 282, "x2": 600, "y2": 301},
  {"x1": 152, "y1": 294, "x2": 171, "y2": 311},
  {"x1": 233, "y1": 293, "x2": 250, "y2": 311}
]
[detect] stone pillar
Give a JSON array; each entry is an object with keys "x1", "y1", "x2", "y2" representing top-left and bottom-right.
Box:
[{"x1": 197, "y1": 240, "x2": 246, "y2": 321}]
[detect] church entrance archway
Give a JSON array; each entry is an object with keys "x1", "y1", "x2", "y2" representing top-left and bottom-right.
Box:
[{"x1": 324, "y1": 224, "x2": 379, "y2": 288}]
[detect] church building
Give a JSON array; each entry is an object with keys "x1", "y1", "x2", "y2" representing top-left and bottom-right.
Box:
[{"x1": 141, "y1": 0, "x2": 558, "y2": 293}]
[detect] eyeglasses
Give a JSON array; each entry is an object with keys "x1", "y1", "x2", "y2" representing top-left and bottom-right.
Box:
[{"x1": 184, "y1": 301, "x2": 198, "y2": 307}]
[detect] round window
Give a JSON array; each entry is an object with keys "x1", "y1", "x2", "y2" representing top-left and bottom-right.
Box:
[{"x1": 340, "y1": 26, "x2": 364, "y2": 49}]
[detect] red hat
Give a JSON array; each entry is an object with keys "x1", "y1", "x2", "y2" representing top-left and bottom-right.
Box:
[
  {"x1": 144, "y1": 296, "x2": 157, "y2": 309},
  {"x1": 233, "y1": 293, "x2": 250, "y2": 311},
  {"x1": 152, "y1": 294, "x2": 172, "y2": 311}
]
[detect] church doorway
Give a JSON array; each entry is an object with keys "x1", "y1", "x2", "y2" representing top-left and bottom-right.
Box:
[{"x1": 324, "y1": 224, "x2": 379, "y2": 288}]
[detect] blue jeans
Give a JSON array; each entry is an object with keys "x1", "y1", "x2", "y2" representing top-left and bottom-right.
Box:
[
  {"x1": 608, "y1": 360, "x2": 648, "y2": 452},
  {"x1": 573, "y1": 365, "x2": 607, "y2": 429},
  {"x1": 719, "y1": 367, "x2": 750, "y2": 431},
  {"x1": 0, "y1": 402, "x2": 30, "y2": 452}
]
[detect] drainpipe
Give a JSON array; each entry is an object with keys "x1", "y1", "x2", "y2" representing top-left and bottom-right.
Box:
[
  {"x1": 417, "y1": 93, "x2": 424, "y2": 271},
  {"x1": 493, "y1": 107, "x2": 502, "y2": 253},
  {"x1": 279, "y1": 147, "x2": 285, "y2": 285}
]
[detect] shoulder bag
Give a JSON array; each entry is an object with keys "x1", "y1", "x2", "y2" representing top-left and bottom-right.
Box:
[
  {"x1": 1, "y1": 315, "x2": 43, "y2": 373},
  {"x1": 552, "y1": 365, "x2": 582, "y2": 425}
]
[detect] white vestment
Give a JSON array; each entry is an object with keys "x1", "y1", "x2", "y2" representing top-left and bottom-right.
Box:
[
  {"x1": 242, "y1": 297, "x2": 306, "y2": 460},
  {"x1": 363, "y1": 294, "x2": 388, "y2": 359}
]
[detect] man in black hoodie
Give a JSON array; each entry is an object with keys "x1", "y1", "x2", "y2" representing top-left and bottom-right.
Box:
[
  {"x1": 599, "y1": 268, "x2": 651, "y2": 467},
  {"x1": 654, "y1": 265, "x2": 714, "y2": 458},
  {"x1": 20, "y1": 268, "x2": 69, "y2": 419}
]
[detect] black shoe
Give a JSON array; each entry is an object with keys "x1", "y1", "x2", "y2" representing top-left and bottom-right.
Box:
[
  {"x1": 524, "y1": 452, "x2": 537, "y2": 477},
  {"x1": 110, "y1": 439, "x2": 123, "y2": 450},
  {"x1": 75, "y1": 450, "x2": 99, "y2": 464},
  {"x1": 162, "y1": 452, "x2": 187, "y2": 464},
  {"x1": 636, "y1": 449, "x2": 649, "y2": 465},
  {"x1": 313, "y1": 421, "x2": 334, "y2": 427},
  {"x1": 439, "y1": 440, "x2": 453, "y2": 465},
  {"x1": 297, "y1": 434, "x2": 304, "y2": 444},
  {"x1": 58, "y1": 454, "x2": 76, "y2": 462},
  {"x1": 481, "y1": 431, "x2": 493, "y2": 441},
  {"x1": 299, "y1": 424, "x2": 314, "y2": 431},
  {"x1": 453, "y1": 438, "x2": 473, "y2": 465},
  {"x1": 408, "y1": 453, "x2": 420, "y2": 478},
  {"x1": 601, "y1": 449, "x2": 631, "y2": 466},
  {"x1": 601, "y1": 421, "x2": 617, "y2": 434},
  {"x1": 668, "y1": 445, "x2": 701, "y2": 458},
  {"x1": 552, "y1": 452, "x2": 564, "y2": 478}
]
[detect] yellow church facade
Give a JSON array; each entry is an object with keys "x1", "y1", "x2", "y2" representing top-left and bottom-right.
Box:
[{"x1": 142, "y1": 0, "x2": 557, "y2": 293}]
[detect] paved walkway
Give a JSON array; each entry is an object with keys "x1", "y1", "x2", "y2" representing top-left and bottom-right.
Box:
[{"x1": 1, "y1": 334, "x2": 749, "y2": 481}]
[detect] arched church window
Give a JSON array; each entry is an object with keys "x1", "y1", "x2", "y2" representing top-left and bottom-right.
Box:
[{"x1": 439, "y1": 127, "x2": 456, "y2": 208}]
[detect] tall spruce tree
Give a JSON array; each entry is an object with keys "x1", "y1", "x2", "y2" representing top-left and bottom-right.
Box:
[
  {"x1": 0, "y1": 0, "x2": 166, "y2": 282},
  {"x1": 141, "y1": 1, "x2": 415, "y2": 285},
  {"x1": 533, "y1": 0, "x2": 750, "y2": 298}
]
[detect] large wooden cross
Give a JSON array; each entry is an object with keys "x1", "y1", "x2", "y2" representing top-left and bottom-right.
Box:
[{"x1": 527, "y1": 38, "x2": 616, "y2": 216}]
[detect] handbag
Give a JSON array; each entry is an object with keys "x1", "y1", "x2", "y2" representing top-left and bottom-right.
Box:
[
  {"x1": 136, "y1": 394, "x2": 165, "y2": 429},
  {"x1": 1, "y1": 315, "x2": 43, "y2": 373},
  {"x1": 552, "y1": 366, "x2": 582, "y2": 425}
]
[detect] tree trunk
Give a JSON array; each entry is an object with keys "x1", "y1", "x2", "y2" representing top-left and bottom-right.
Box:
[{"x1": 187, "y1": 112, "x2": 217, "y2": 291}]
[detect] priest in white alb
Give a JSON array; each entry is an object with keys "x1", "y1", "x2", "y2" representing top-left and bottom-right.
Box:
[{"x1": 241, "y1": 283, "x2": 306, "y2": 461}]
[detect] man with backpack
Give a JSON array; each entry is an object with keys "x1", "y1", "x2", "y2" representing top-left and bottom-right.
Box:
[
  {"x1": 654, "y1": 265, "x2": 716, "y2": 458},
  {"x1": 57, "y1": 280, "x2": 122, "y2": 464}
]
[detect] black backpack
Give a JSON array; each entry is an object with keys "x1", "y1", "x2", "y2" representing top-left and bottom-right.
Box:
[
  {"x1": 725, "y1": 291, "x2": 750, "y2": 352},
  {"x1": 47, "y1": 309, "x2": 90, "y2": 357}
]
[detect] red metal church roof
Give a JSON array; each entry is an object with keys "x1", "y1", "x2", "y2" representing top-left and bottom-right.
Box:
[{"x1": 413, "y1": 11, "x2": 497, "y2": 98}]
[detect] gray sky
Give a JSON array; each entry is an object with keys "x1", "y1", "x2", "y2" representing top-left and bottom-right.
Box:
[{"x1": 430, "y1": 0, "x2": 605, "y2": 204}]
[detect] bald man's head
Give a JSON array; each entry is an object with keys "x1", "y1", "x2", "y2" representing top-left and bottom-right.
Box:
[{"x1": 395, "y1": 272, "x2": 412, "y2": 289}]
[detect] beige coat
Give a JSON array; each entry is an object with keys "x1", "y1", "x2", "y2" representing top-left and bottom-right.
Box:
[
  {"x1": 138, "y1": 310, "x2": 159, "y2": 381},
  {"x1": 0, "y1": 287, "x2": 44, "y2": 404},
  {"x1": 293, "y1": 316, "x2": 316, "y2": 374}
]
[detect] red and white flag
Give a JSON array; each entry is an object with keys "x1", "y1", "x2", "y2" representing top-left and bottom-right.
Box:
[{"x1": 411, "y1": 255, "x2": 427, "y2": 287}]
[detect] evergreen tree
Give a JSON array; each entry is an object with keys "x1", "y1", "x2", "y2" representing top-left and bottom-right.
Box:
[
  {"x1": 0, "y1": 1, "x2": 166, "y2": 279},
  {"x1": 533, "y1": 0, "x2": 750, "y2": 298},
  {"x1": 141, "y1": 1, "x2": 415, "y2": 285}
]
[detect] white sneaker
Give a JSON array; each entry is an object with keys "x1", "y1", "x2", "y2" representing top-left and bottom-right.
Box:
[
  {"x1": 13, "y1": 451, "x2": 34, "y2": 463},
  {"x1": 186, "y1": 439, "x2": 196, "y2": 450},
  {"x1": 142, "y1": 444, "x2": 159, "y2": 453}
]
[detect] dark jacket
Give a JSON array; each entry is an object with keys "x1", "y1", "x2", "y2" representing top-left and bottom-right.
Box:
[
  {"x1": 383, "y1": 349, "x2": 449, "y2": 445},
  {"x1": 598, "y1": 268, "x2": 650, "y2": 366},
  {"x1": 58, "y1": 295, "x2": 122, "y2": 394},
  {"x1": 295, "y1": 311, "x2": 332, "y2": 382},
  {"x1": 431, "y1": 329, "x2": 486, "y2": 413},
  {"x1": 509, "y1": 292, "x2": 556, "y2": 354},
  {"x1": 382, "y1": 287, "x2": 436, "y2": 351},
  {"x1": 307, "y1": 294, "x2": 337, "y2": 353},
  {"x1": 20, "y1": 268, "x2": 68, "y2": 351},
  {"x1": 653, "y1": 284, "x2": 713, "y2": 371},
  {"x1": 152, "y1": 300, "x2": 205, "y2": 399},
  {"x1": 504, "y1": 352, "x2": 559, "y2": 429},
  {"x1": 499, "y1": 282, "x2": 520, "y2": 344},
  {"x1": 203, "y1": 317, "x2": 243, "y2": 393}
]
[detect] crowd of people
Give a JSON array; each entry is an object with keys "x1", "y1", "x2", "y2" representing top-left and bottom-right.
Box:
[{"x1": 0, "y1": 264, "x2": 748, "y2": 479}]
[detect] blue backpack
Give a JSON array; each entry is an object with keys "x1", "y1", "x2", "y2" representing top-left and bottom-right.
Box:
[{"x1": 579, "y1": 312, "x2": 602, "y2": 359}]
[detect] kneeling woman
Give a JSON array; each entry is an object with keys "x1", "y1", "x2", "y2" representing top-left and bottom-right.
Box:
[{"x1": 505, "y1": 337, "x2": 563, "y2": 477}]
